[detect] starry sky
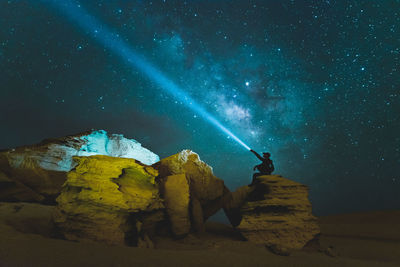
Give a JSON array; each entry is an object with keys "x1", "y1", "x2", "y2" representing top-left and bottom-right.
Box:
[{"x1": 1, "y1": 0, "x2": 399, "y2": 215}]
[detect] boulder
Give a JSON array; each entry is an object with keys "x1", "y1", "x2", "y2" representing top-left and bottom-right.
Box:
[
  {"x1": 53, "y1": 155, "x2": 164, "y2": 246},
  {"x1": 153, "y1": 150, "x2": 225, "y2": 203},
  {"x1": 153, "y1": 150, "x2": 230, "y2": 234},
  {"x1": 162, "y1": 174, "x2": 191, "y2": 237},
  {"x1": 223, "y1": 185, "x2": 253, "y2": 227},
  {"x1": 0, "y1": 171, "x2": 45, "y2": 202},
  {"x1": 54, "y1": 150, "x2": 232, "y2": 244},
  {"x1": 1, "y1": 129, "x2": 321, "y2": 251},
  {"x1": 235, "y1": 175, "x2": 320, "y2": 252},
  {"x1": 0, "y1": 202, "x2": 56, "y2": 238},
  {"x1": 0, "y1": 130, "x2": 159, "y2": 203}
]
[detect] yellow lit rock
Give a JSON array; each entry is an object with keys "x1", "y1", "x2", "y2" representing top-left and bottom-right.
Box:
[
  {"x1": 0, "y1": 152, "x2": 66, "y2": 202},
  {"x1": 53, "y1": 155, "x2": 164, "y2": 245},
  {"x1": 153, "y1": 150, "x2": 225, "y2": 204},
  {"x1": 162, "y1": 174, "x2": 190, "y2": 237},
  {"x1": 236, "y1": 175, "x2": 320, "y2": 253},
  {"x1": 153, "y1": 150, "x2": 230, "y2": 234}
]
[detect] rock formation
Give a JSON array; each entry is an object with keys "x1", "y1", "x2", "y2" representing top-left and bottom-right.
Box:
[
  {"x1": 161, "y1": 174, "x2": 191, "y2": 237},
  {"x1": 0, "y1": 131, "x2": 320, "y2": 251},
  {"x1": 153, "y1": 150, "x2": 231, "y2": 235},
  {"x1": 0, "y1": 202, "x2": 56, "y2": 238},
  {"x1": 234, "y1": 175, "x2": 320, "y2": 254},
  {"x1": 52, "y1": 149, "x2": 232, "y2": 245},
  {"x1": 53, "y1": 155, "x2": 164, "y2": 246},
  {"x1": 0, "y1": 130, "x2": 159, "y2": 203},
  {"x1": 223, "y1": 184, "x2": 253, "y2": 227}
]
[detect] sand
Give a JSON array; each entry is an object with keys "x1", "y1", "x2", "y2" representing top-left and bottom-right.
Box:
[{"x1": 0, "y1": 202, "x2": 399, "y2": 267}]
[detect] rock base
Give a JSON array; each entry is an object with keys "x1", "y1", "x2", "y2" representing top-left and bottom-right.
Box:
[{"x1": 236, "y1": 175, "x2": 320, "y2": 252}]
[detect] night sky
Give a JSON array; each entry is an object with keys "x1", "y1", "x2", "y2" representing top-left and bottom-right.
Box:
[{"x1": 1, "y1": 0, "x2": 399, "y2": 215}]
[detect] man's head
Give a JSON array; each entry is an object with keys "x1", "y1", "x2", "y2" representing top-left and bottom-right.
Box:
[{"x1": 263, "y1": 152, "x2": 271, "y2": 159}]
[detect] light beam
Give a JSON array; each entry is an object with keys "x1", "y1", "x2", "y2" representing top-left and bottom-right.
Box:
[{"x1": 43, "y1": 0, "x2": 251, "y2": 151}]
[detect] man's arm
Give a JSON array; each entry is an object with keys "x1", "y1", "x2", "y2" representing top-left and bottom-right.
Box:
[{"x1": 250, "y1": 149, "x2": 264, "y2": 161}]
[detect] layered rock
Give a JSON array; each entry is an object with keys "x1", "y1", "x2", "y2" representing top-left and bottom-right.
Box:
[
  {"x1": 235, "y1": 175, "x2": 320, "y2": 253},
  {"x1": 162, "y1": 174, "x2": 191, "y2": 237},
  {"x1": 1, "y1": 130, "x2": 320, "y2": 250},
  {"x1": 223, "y1": 185, "x2": 253, "y2": 227},
  {"x1": 153, "y1": 150, "x2": 231, "y2": 235},
  {"x1": 0, "y1": 171, "x2": 45, "y2": 202},
  {"x1": 53, "y1": 155, "x2": 164, "y2": 246},
  {"x1": 0, "y1": 130, "x2": 159, "y2": 203},
  {"x1": 0, "y1": 202, "x2": 55, "y2": 238}
]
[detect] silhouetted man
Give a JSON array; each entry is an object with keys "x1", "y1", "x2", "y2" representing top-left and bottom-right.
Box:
[{"x1": 250, "y1": 149, "x2": 274, "y2": 185}]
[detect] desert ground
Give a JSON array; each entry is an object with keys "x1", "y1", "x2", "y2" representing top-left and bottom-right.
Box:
[{"x1": 0, "y1": 202, "x2": 399, "y2": 267}]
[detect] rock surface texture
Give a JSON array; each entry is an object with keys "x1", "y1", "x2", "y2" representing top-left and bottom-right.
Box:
[
  {"x1": 236, "y1": 175, "x2": 320, "y2": 253},
  {"x1": 153, "y1": 150, "x2": 231, "y2": 235},
  {"x1": 54, "y1": 150, "x2": 231, "y2": 245},
  {"x1": 1, "y1": 130, "x2": 321, "y2": 251},
  {"x1": 161, "y1": 174, "x2": 191, "y2": 237},
  {"x1": 53, "y1": 155, "x2": 163, "y2": 246},
  {"x1": 0, "y1": 130, "x2": 159, "y2": 203}
]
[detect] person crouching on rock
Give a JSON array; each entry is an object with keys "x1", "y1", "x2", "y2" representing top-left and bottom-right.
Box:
[{"x1": 250, "y1": 149, "x2": 274, "y2": 185}]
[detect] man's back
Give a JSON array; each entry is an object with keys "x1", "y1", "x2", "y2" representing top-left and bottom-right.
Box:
[{"x1": 256, "y1": 158, "x2": 274, "y2": 174}]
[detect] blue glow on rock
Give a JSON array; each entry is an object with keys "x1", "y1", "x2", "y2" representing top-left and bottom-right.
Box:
[
  {"x1": 77, "y1": 130, "x2": 160, "y2": 165},
  {"x1": 78, "y1": 130, "x2": 109, "y2": 156},
  {"x1": 43, "y1": 0, "x2": 250, "y2": 151},
  {"x1": 8, "y1": 130, "x2": 160, "y2": 172}
]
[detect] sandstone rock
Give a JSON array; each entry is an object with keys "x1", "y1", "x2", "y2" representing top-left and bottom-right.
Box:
[
  {"x1": 223, "y1": 185, "x2": 253, "y2": 227},
  {"x1": 162, "y1": 174, "x2": 190, "y2": 237},
  {"x1": 153, "y1": 150, "x2": 225, "y2": 204},
  {"x1": 0, "y1": 202, "x2": 55, "y2": 238},
  {"x1": 0, "y1": 130, "x2": 159, "y2": 203},
  {"x1": 0, "y1": 171, "x2": 45, "y2": 202},
  {"x1": 53, "y1": 155, "x2": 164, "y2": 245},
  {"x1": 153, "y1": 150, "x2": 229, "y2": 234},
  {"x1": 236, "y1": 175, "x2": 320, "y2": 251},
  {"x1": 0, "y1": 152, "x2": 67, "y2": 203},
  {"x1": 49, "y1": 149, "x2": 234, "y2": 244}
]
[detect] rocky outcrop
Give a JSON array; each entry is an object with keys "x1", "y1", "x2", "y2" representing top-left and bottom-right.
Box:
[
  {"x1": 153, "y1": 150, "x2": 225, "y2": 203},
  {"x1": 1, "y1": 130, "x2": 320, "y2": 250},
  {"x1": 153, "y1": 150, "x2": 231, "y2": 235},
  {"x1": 235, "y1": 175, "x2": 320, "y2": 253},
  {"x1": 53, "y1": 150, "x2": 232, "y2": 245},
  {"x1": 223, "y1": 185, "x2": 253, "y2": 227},
  {"x1": 0, "y1": 202, "x2": 56, "y2": 238},
  {"x1": 162, "y1": 174, "x2": 191, "y2": 237},
  {"x1": 53, "y1": 155, "x2": 164, "y2": 246},
  {"x1": 0, "y1": 130, "x2": 159, "y2": 203},
  {"x1": 0, "y1": 171, "x2": 45, "y2": 202}
]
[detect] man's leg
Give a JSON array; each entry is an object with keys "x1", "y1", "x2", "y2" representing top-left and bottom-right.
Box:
[{"x1": 250, "y1": 172, "x2": 262, "y2": 185}]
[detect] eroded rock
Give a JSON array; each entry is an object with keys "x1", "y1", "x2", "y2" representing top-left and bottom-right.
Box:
[
  {"x1": 0, "y1": 130, "x2": 159, "y2": 203},
  {"x1": 0, "y1": 202, "x2": 55, "y2": 238},
  {"x1": 53, "y1": 150, "x2": 233, "y2": 245},
  {"x1": 153, "y1": 150, "x2": 230, "y2": 234},
  {"x1": 0, "y1": 171, "x2": 45, "y2": 202},
  {"x1": 235, "y1": 175, "x2": 320, "y2": 252},
  {"x1": 153, "y1": 150, "x2": 225, "y2": 203},
  {"x1": 1, "y1": 131, "x2": 321, "y2": 251},
  {"x1": 162, "y1": 174, "x2": 190, "y2": 237},
  {"x1": 223, "y1": 185, "x2": 253, "y2": 227},
  {"x1": 53, "y1": 155, "x2": 164, "y2": 245}
]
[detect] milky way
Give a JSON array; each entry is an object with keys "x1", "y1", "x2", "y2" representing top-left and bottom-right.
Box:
[{"x1": 1, "y1": 0, "x2": 399, "y2": 215}]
